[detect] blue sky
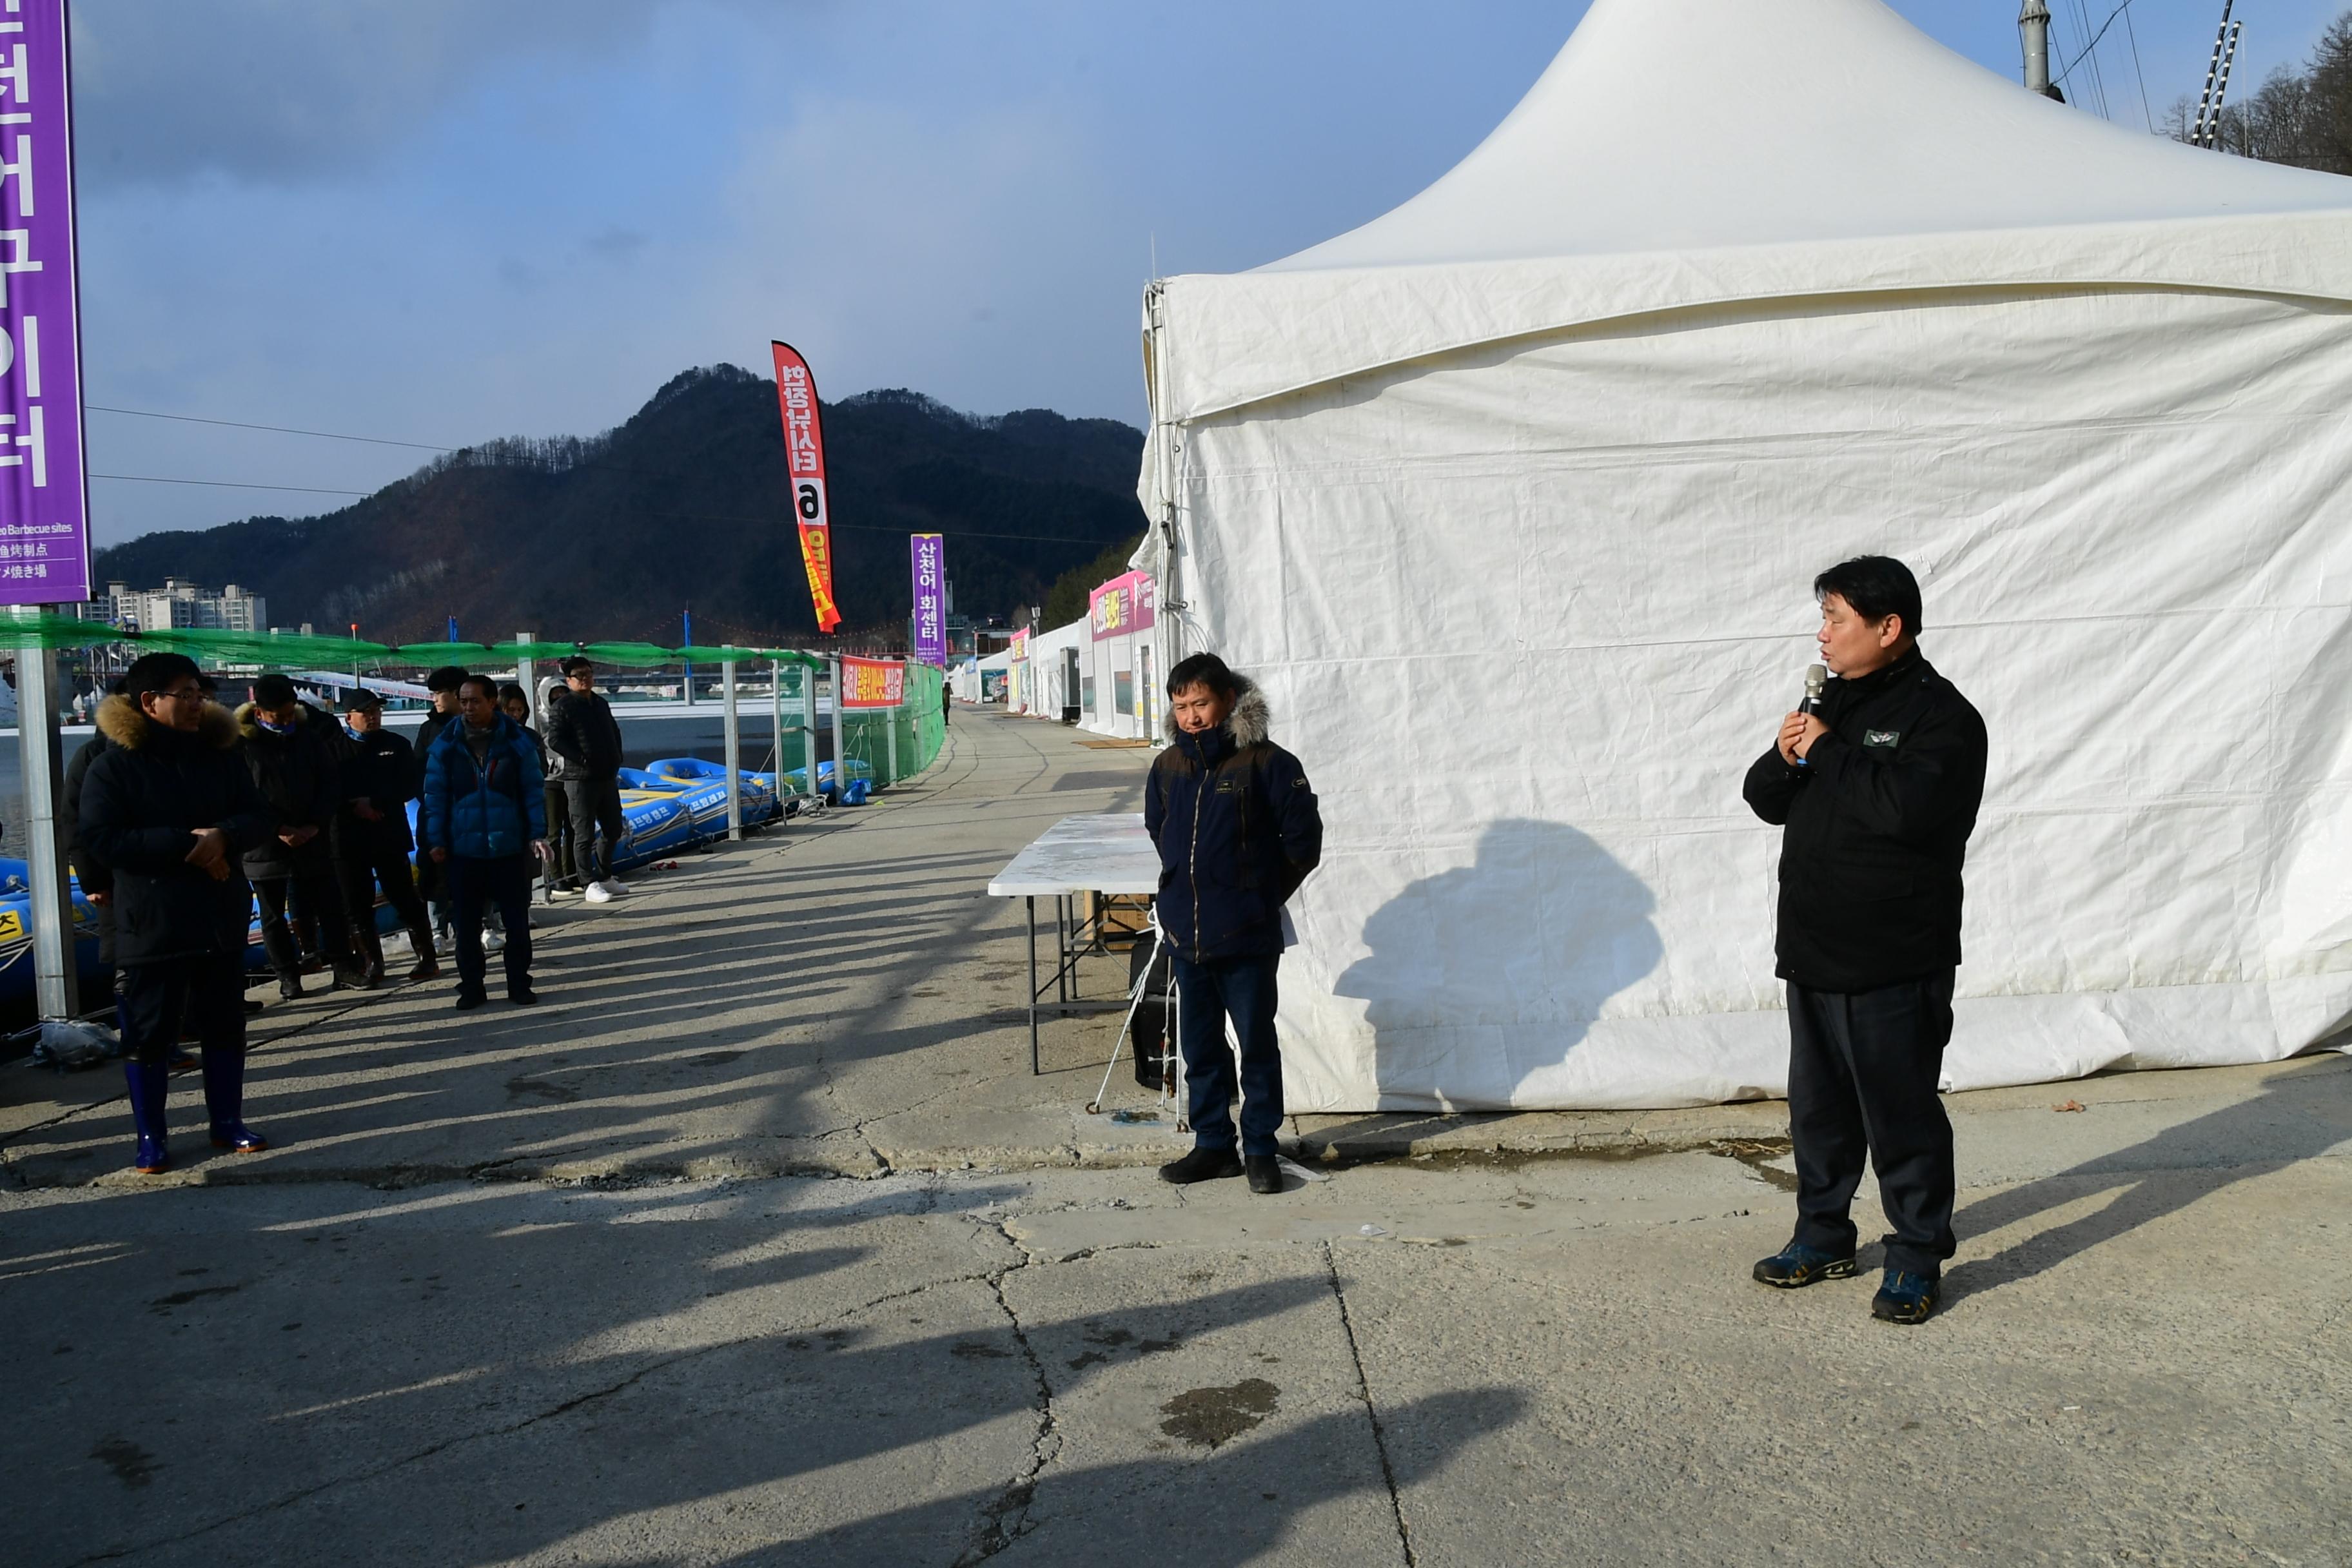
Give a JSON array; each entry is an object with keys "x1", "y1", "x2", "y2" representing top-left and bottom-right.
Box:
[{"x1": 69, "y1": 0, "x2": 2346, "y2": 546}]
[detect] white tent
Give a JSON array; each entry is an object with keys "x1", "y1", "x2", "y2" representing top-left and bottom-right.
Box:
[{"x1": 1138, "y1": 0, "x2": 2352, "y2": 1111}]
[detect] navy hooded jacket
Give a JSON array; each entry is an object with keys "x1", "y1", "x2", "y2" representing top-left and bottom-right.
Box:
[{"x1": 1144, "y1": 676, "x2": 1323, "y2": 962}]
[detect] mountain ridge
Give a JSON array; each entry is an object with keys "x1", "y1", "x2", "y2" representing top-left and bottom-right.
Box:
[{"x1": 91, "y1": 366, "x2": 1150, "y2": 646}]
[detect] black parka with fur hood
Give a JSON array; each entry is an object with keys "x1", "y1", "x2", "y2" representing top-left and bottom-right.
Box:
[
  {"x1": 78, "y1": 696, "x2": 276, "y2": 967},
  {"x1": 1144, "y1": 676, "x2": 1323, "y2": 962}
]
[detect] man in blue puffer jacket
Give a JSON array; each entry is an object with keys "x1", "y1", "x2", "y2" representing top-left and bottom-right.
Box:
[
  {"x1": 422, "y1": 674, "x2": 547, "y2": 1009},
  {"x1": 1144, "y1": 653, "x2": 1322, "y2": 1195}
]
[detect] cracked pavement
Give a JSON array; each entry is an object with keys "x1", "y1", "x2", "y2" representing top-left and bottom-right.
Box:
[{"x1": 4, "y1": 711, "x2": 2349, "y2": 1564}]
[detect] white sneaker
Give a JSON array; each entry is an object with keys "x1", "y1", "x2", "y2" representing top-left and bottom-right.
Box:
[
  {"x1": 598, "y1": 877, "x2": 630, "y2": 896},
  {"x1": 434, "y1": 932, "x2": 455, "y2": 956},
  {"x1": 484, "y1": 929, "x2": 506, "y2": 954},
  {"x1": 583, "y1": 883, "x2": 613, "y2": 905}
]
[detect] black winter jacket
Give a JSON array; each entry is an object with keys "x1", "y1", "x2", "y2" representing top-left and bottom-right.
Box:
[
  {"x1": 336, "y1": 724, "x2": 419, "y2": 858},
  {"x1": 1144, "y1": 678, "x2": 1324, "y2": 962},
  {"x1": 235, "y1": 701, "x2": 351, "y2": 880},
  {"x1": 78, "y1": 697, "x2": 276, "y2": 966},
  {"x1": 1741, "y1": 648, "x2": 1988, "y2": 992},
  {"x1": 544, "y1": 689, "x2": 624, "y2": 780}
]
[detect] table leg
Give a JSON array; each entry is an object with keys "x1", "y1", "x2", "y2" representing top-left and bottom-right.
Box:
[{"x1": 1026, "y1": 895, "x2": 1040, "y2": 1076}]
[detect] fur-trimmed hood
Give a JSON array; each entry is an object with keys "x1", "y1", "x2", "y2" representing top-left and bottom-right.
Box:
[
  {"x1": 94, "y1": 692, "x2": 240, "y2": 752},
  {"x1": 1162, "y1": 673, "x2": 1271, "y2": 749},
  {"x1": 233, "y1": 698, "x2": 338, "y2": 745}
]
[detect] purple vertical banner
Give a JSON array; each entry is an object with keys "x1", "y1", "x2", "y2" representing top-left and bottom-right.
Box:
[
  {"x1": 909, "y1": 532, "x2": 946, "y2": 666},
  {"x1": 0, "y1": 1, "x2": 88, "y2": 607}
]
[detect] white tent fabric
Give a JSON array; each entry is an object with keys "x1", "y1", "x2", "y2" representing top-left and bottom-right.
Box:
[{"x1": 1139, "y1": 0, "x2": 2352, "y2": 1111}]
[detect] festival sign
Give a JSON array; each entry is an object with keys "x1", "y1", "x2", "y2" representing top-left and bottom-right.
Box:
[
  {"x1": 1088, "y1": 571, "x2": 1156, "y2": 642},
  {"x1": 0, "y1": 1, "x2": 90, "y2": 607},
  {"x1": 838, "y1": 654, "x2": 906, "y2": 709},
  {"x1": 909, "y1": 533, "x2": 945, "y2": 665},
  {"x1": 770, "y1": 341, "x2": 841, "y2": 632}
]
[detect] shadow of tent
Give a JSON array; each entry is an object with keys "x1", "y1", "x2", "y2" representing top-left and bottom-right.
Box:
[
  {"x1": 1943, "y1": 1054, "x2": 2351, "y2": 1306},
  {"x1": 1331, "y1": 818, "x2": 1661, "y2": 1103},
  {"x1": 703, "y1": 1387, "x2": 1529, "y2": 1566}
]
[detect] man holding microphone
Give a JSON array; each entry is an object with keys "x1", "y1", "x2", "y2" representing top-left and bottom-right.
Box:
[{"x1": 1742, "y1": 556, "x2": 1987, "y2": 1324}]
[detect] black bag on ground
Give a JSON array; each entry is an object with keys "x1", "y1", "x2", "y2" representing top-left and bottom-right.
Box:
[{"x1": 1128, "y1": 938, "x2": 1174, "y2": 1090}]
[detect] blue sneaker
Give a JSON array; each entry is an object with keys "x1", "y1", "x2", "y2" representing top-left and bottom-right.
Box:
[
  {"x1": 1872, "y1": 1269, "x2": 1940, "y2": 1324},
  {"x1": 1752, "y1": 1242, "x2": 1857, "y2": 1288}
]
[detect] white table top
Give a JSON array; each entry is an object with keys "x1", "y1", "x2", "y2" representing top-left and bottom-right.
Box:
[{"x1": 987, "y1": 812, "x2": 1162, "y2": 897}]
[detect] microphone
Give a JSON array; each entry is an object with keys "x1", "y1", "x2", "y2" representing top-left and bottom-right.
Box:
[{"x1": 1794, "y1": 664, "x2": 1826, "y2": 768}]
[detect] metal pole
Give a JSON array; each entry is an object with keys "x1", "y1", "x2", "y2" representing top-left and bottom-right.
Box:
[
  {"x1": 681, "y1": 607, "x2": 694, "y2": 708},
  {"x1": 829, "y1": 655, "x2": 848, "y2": 802},
  {"x1": 885, "y1": 696, "x2": 899, "y2": 787},
  {"x1": 2204, "y1": 20, "x2": 2242, "y2": 148},
  {"x1": 514, "y1": 629, "x2": 536, "y2": 728},
  {"x1": 721, "y1": 655, "x2": 742, "y2": 840},
  {"x1": 770, "y1": 656, "x2": 785, "y2": 794},
  {"x1": 800, "y1": 660, "x2": 819, "y2": 801},
  {"x1": 18, "y1": 627, "x2": 79, "y2": 1019},
  {"x1": 2019, "y1": 1, "x2": 2059, "y2": 99},
  {"x1": 2192, "y1": 1, "x2": 2235, "y2": 146}
]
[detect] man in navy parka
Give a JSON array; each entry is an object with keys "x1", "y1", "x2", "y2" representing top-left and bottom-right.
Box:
[{"x1": 1144, "y1": 653, "x2": 1323, "y2": 1194}]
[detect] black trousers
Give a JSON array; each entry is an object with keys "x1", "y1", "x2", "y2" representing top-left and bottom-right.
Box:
[
  {"x1": 568, "y1": 776, "x2": 626, "y2": 881},
  {"x1": 253, "y1": 872, "x2": 351, "y2": 978},
  {"x1": 1787, "y1": 971, "x2": 1957, "y2": 1277},
  {"x1": 335, "y1": 838, "x2": 432, "y2": 950},
  {"x1": 543, "y1": 784, "x2": 574, "y2": 886},
  {"x1": 121, "y1": 954, "x2": 246, "y2": 1066},
  {"x1": 447, "y1": 854, "x2": 533, "y2": 995}
]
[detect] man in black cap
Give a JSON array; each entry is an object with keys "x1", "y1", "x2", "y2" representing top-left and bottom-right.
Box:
[
  {"x1": 238, "y1": 672, "x2": 369, "y2": 996},
  {"x1": 334, "y1": 686, "x2": 438, "y2": 984},
  {"x1": 1742, "y1": 554, "x2": 1988, "y2": 1326},
  {"x1": 545, "y1": 656, "x2": 630, "y2": 902},
  {"x1": 80, "y1": 653, "x2": 278, "y2": 1173},
  {"x1": 412, "y1": 665, "x2": 469, "y2": 950}
]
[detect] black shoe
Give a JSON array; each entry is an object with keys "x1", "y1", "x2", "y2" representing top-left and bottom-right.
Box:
[
  {"x1": 1244, "y1": 1155, "x2": 1283, "y2": 1195},
  {"x1": 276, "y1": 975, "x2": 304, "y2": 1002},
  {"x1": 455, "y1": 988, "x2": 487, "y2": 1012},
  {"x1": 243, "y1": 997, "x2": 266, "y2": 1015},
  {"x1": 1157, "y1": 1146, "x2": 1244, "y2": 1185},
  {"x1": 1872, "y1": 1269, "x2": 1940, "y2": 1325},
  {"x1": 507, "y1": 986, "x2": 539, "y2": 1006},
  {"x1": 1752, "y1": 1242, "x2": 1858, "y2": 1289},
  {"x1": 333, "y1": 964, "x2": 376, "y2": 992}
]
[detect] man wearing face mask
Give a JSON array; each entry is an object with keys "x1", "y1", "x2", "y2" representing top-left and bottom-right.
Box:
[
  {"x1": 238, "y1": 673, "x2": 369, "y2": 997},
  {"x1": 1144, "y1": 653, "x2": 1323, "y2": 1196},
  {"x1": 334, "y1": 687, "x2": 438, "y2": 985},
  {"x1": 1741, "y1": 555, "x2": 1988, "y2": 1326}
]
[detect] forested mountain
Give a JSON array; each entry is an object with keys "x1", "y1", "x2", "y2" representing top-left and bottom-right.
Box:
[{"x1": 91, "y1": 366, "x2": 1150, "y2": 647}]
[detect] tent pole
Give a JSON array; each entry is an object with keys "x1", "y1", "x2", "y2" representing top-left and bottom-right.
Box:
[
  {"x1": 18, "y1": 627, "x2": 79, "y2": 1021},
  {"x1": 722, "y1": 656, "x2": 743, "y2": 840},
  {"x1": 801, "y1": 661, "x2": 819, "y2": 801},
  {"x1": 829, "y1": 656, "x2": 848, "y2": 802},
  {"x1": 770, "y1": 656, "x2": 785, "y2": 791},
  {"x1": 514, "y1": 628, "x2": 535, "y2": 729}
]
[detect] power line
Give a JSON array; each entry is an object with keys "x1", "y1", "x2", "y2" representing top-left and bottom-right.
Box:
[
  {"x1": 90, "y1": 472, "x2": 373, "y2": 496},
  {"x1": 2122, "y1": 2, "x2": 2154, "y2": 132},
  {"x1": 2056, "y1": 0, "x2": 2137, "y2": 93},
  {"x1": 84, "y1": 404, "x2": 456, "y2": 452}
]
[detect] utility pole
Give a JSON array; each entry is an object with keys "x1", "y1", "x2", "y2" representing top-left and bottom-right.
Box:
[{"x1": 2020, "y1": 1, "x2": 2063, "y2": 101}]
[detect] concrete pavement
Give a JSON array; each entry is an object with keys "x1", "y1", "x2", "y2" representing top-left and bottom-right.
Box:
[{"x1": 3, "y1": 707, "x2": 2347, "y2": 1565}]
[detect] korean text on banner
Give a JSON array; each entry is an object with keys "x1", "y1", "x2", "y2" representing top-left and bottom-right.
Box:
[
  {"x1": 838, "y1": 655, "x2": 906, "y2": 709},
  {"x1": 910, "y1": 533, "x2": 946, "y2": 665},
  {"x1": 770, "y1": 341, "x2": 842, "y2": 633},
  {"x1": 1088, "y1": 571, "x2": 1157, "y2": 642},
  {"x1": 0, "y1": 1, "x2": 89, "y2": 607}
]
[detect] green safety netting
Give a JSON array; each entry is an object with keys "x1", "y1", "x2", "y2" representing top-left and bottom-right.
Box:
[{"x1": 0, "y1": 611, "x2": 832, "y2": 671}]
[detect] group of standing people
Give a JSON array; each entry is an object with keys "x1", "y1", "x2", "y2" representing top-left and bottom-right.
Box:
[{"x1": 69, "y1": 652, "x2": 640, "y2": 1173}]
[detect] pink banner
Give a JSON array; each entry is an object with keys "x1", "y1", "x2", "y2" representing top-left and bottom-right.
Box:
[
  {"x1": 839, "y1": 655, "x2": 906, "y2": 709},
  {"x1": 1088, "y1": 571, "x2": 1156, "y2": 642}
]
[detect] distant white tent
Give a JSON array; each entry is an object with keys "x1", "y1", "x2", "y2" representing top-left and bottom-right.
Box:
[{"x1": 1138, "y1": 0, "x2": 2352, "y2": 1111}]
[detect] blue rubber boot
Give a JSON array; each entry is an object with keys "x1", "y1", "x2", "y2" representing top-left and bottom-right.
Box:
[
  {"x1": 201, "y1": 1049, "x2": 268, "y2": 1153},
  {"x1": 124, "y1": 1059, "x2": 170, "y2": 1173}
]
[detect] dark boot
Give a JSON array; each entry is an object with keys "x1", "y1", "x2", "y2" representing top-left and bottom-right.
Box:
[
  {"x1": 1157, "y1": 1146, "x2": 1244, "y2": 1185},
  {"x1": 1244, "y1": 1155, "x2": 1284, "y2": 1195},
  {"x1": 406, "y1": 916, "x2": 442, "y2": 983},
  {"x1": 276, "y1": 970, "x2": 304, "y2": 1003},
  {"x1": 124, "y1": 1059, "x2": 170, "y2": 1173},
  {"x1": 201, "y1": 1049, "x2": 268, "y2": 1153},
  {"x1": 354, "y1": 924, "x2": 387, "y2": 988}
]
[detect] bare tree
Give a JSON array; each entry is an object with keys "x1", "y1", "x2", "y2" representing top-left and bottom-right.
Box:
[{"x1": 2168, "y1": 12, "x2": 2352, "y2": 175}]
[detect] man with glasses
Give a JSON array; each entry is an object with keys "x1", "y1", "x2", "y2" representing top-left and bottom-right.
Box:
[
  {"x1": 80, "y1": 654, "x2": 278, "y2": 1173},
  {"x1": 545, "y1": 656, "x2": 631, "y2": 902}
]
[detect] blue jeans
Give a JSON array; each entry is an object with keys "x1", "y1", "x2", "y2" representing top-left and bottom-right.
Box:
[{"x1": 1172, "y1": 952, "x2": 1283, "y2": 1156}]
